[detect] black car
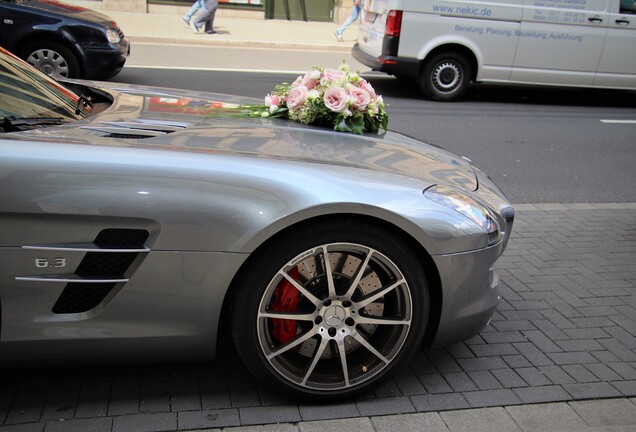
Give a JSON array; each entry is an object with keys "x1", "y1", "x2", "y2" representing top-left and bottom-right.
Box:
[{"x1": 0, "y1": 0, "x2": 129, "y2": 79}]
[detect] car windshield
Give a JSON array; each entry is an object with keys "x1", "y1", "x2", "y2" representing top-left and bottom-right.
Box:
[{"x1": 0, "y1": 48, "x2": 85, "y2": 128}]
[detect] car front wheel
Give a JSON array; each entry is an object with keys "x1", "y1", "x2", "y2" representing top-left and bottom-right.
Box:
[
  {"x1": 22, "y1": 42, "x2": 80, "y2": 79},
  {"x1": 230, "y1": 220, "x2": 430, "y2": 401}
]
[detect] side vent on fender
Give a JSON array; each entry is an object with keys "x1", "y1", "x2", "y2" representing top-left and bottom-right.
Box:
[{"x1": 17, "y1": 229, "x2": 150, "y2": 314}]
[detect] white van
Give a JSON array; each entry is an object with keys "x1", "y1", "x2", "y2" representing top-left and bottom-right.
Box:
[{"x1": 352, "y1": 0, "x2": 636, "y2": 101}]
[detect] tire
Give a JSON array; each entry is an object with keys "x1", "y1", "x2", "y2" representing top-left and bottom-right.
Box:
[
  {"x1": 21, "y1": 42, "x2": 80, "y2": 79},
  {"x1": 229, "y1": 220, "x2": 430, "y2": 401},
  {"x1": 419, "y1": 52, "x2": 472, "y2": 102}
]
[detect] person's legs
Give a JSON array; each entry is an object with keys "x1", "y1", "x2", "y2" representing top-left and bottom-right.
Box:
[
  {"x1": 203, "y1": 6, "x2": 217, "y2": 33},
  {"x1": 336, "y1": 2, "x2": 361, "y2": 39},
  {"x1": 183, "y1": 0, "x2": 202, "y2": 25},
  {"x1": 191, "y1": 1, "x2": 218, "y2": 34}
]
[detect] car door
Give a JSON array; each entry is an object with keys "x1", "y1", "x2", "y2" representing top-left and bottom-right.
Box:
[
  {"x1": 511, "y1": 0, "x2": 609, "y2": 86},
  {"x1": 594, "y1": 0, "x2": 636, "y2": 87}
]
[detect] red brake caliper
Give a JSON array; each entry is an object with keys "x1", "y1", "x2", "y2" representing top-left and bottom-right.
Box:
[{"x1": 270, "y1": 266, "x2": 300, "y2": 345}]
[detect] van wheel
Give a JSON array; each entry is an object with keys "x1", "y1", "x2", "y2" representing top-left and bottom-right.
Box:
[{"x1": 419, "y1": 53, "x2": 471, "y2": 101}]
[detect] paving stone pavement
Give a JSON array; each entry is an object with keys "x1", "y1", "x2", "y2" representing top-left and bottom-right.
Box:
[{"x1": 1, "y1": 204, "x2": 635, "y2": 431}]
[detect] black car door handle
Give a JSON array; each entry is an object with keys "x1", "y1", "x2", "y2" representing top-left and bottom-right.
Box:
[
  {"x1": 588, "y1": 16, "x2": 603, "y2": 23},
  {"x1": 616, "y1": 18, "x2": 630, "y2": 24}
]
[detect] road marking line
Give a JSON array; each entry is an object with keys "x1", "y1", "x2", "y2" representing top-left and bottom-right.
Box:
[
  {"x1": 125, "y1": 65, "x2": 308, "y2": 74},
  {"x1": 600, "y1": 119, "x2": 636, "y2": 124},
  {"x1": 515, "y1": 203, "x2": 636, "y2": 210},
  {"x1": 124, "y1": 65, "x2": 389, "y2": 78}
]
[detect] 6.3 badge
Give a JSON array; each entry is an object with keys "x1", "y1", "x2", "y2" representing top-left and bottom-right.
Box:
[{"x1": 35, "y1": 258, "x2": 66, "y2": 268}]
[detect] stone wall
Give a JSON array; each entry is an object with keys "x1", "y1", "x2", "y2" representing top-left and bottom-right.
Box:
[
  {"x1": 104, "y1": 0, "x2": 146, "y2": 13},
  {"x1": 334, "y1": 0, "x2": 355, "y2": 24}
]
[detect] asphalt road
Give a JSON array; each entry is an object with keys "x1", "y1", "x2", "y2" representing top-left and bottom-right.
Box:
[{"x1": 113, "y1": 61, "x2": 636, "y2": 204}]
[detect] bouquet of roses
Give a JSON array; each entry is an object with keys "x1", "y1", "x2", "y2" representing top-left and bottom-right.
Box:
[{"x1": 253, "y1": 63, "x2": 388, "y2": 135}]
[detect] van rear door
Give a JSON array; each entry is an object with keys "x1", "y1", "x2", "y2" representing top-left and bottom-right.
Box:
[{"x1": 356, "y1": 0, "x2": 394, "y2": 58}]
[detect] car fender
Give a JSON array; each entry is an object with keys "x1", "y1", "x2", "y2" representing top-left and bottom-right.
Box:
[
  {"x1": 241, "y1": 202, "x2": 442, "y2": 256},
  {"x1": 240, "y1": 199, "x2": 488, "y2": 259},
  {"x1": 10, "y1": 26, "x2": 84, "y2": 66}
]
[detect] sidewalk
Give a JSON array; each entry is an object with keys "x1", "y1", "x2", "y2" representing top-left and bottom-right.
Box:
[{"x1": 69, "y1": 1, "x2": 355, "y2": 51}]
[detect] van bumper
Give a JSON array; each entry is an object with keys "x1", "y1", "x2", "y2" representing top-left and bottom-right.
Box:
[{"x1": 352, "y1": 43, "x2": 421, "y2": 78}]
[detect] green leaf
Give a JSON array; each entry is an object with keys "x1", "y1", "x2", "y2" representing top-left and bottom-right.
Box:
[
  {"x1": 349, "y1": 115, "x2": 365, "y2": 135},
  {"x1": 334, "y1": 115, "x2": 352, "y2": 133}
]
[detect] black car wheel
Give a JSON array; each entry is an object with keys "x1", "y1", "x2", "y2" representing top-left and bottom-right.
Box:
[
  {"x1": 230, "y1": 220, "x2": 430, "y2": 401},
  {"x1": 419, "y1": 52, "x2": 472, "y2": 101},
  {"x1": 22, "y1": 42, "x2": 80, "y2": 79}
]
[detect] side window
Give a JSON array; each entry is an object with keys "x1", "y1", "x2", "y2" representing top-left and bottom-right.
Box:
[{"x1": 620, "y1": 0, "x2": 636, "y2": 14}]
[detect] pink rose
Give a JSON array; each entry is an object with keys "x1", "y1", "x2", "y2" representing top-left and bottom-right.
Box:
[
  {"x1": 287, "y1": 85, "x2": 309, "y2": 110},
  {"x1": 300, "y1": 72, "x2": 318, "y2": 90},
  {"x1": 323, "y1": 69, "x2": 346, "y2": 82},
  {"x1": 291, "y1": 75, "x2": 303, "y2": 87},
  {"x1": 349, "y1": 87, "x2": 371, "y2": 110},
  {"x1": 264, "y1": 94, "x2": 281, "y2": 107},
  {"x1": 323, "y1": 86, "x2": 348, "y2": 113},
  {"x1": 358, "y1": 78, "x2": 377, "y2": 99}
]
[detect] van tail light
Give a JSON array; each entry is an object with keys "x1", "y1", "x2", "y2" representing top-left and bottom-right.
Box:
[
  {"x1": 385, "y1": 10, "x2": 403, "y2": 37},
  {"x1": 381, "y1": 10, "x2": 402, "y2": 57}
]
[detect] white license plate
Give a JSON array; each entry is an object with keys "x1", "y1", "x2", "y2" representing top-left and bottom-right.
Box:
[{"x1": 364, "y1": 12, "x2": 377, "y2": 24}]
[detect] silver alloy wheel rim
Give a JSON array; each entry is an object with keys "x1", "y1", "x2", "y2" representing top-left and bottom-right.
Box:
[
  {"x1": 432, "y1": 61, "x2": 461, "y2": 92},
  {"x1": 26, "y1": 49, "x2": 70, "y2": 78},
  {"x1": 257, "y1": 242, "x2": 413, "y2": 391}
]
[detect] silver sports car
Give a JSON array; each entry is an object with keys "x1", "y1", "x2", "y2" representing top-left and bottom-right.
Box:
[{"x1": 0, "y1": 48, "x2": 513, "y2": 401}]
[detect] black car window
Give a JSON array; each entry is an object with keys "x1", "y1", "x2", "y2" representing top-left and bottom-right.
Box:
[{"x1": 0, "y1": 49, "x2": 85, "y2": 124}]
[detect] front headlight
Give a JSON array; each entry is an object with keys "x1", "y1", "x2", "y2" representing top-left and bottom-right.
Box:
[
  {"x1": 424, "y1": 185, "x2": 501, "y2": 245},
  {"x1": 106, "y1": 28, "x2": 121, "y2": 44}
]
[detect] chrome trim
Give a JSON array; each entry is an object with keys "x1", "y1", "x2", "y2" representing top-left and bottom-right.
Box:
[
  {"x1": 15, "y1": 275, "x2": 128, "y2": 283},
  {"x1": 22, "y1": 244, "x2": 150, "y2": 253}
]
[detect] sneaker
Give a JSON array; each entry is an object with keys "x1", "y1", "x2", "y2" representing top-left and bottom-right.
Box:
[
  {"x1": 190, "y1": 21, "x2": 201, "y2": 34},
  {"x1": 181, "y1": 16, "x2": 190, "y2": 28},
  {"x1": 335, "y1": 30, "x2": 343, "y2": 42},
  {"x1": 206, "y1": 30, "x2": 218, "y2": 35}
]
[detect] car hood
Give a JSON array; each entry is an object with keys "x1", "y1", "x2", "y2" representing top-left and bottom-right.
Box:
[
  {"x1": 15, "y1": 81, "x2": 478, "y2": 192},
  {"x1": 13, "y1": 0, "x2": 115, "y2": 25}
]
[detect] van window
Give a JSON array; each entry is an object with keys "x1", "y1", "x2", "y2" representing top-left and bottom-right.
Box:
[{"x1": 620, "y1": 0, "x2": 636, "y2": 13}]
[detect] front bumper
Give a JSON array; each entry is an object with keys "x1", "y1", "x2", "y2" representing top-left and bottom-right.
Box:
[
  {"x1": 429, "y1": 168, "x2": 514, "y2": 347},
  {"x1": 430, "y1": 245, "x2": 502, "y2": 348},
  {"x1": 82, "y1": 39, "x2": 129, "y2": 80}
]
